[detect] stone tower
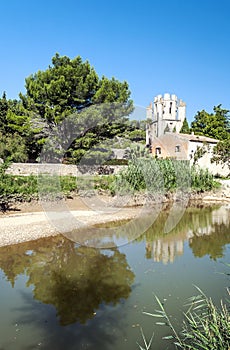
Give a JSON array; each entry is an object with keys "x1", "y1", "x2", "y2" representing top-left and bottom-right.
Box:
[{"x1": 146, "y1": 93, "x2": 186, "y2": 145}]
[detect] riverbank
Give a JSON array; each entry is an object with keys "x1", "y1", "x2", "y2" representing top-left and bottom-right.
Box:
[
  {"x1": 202, "y1": 179, "x2": 230, "y2": 202},
  {"x1": 0, "y1": 204, "x2": 143, "y2": 248},
  {"x1": 0, "y1": 180, "x2": 229, "y2": 248}
]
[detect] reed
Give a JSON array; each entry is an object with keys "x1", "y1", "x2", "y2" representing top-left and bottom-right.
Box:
[{"x1": 143, "y1": 286, "x2": 230, "y2": 349}]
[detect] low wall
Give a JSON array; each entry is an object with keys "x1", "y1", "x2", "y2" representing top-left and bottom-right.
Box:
[{"x1": 6, "y1": 163, "x2": 126, "y2": 176}]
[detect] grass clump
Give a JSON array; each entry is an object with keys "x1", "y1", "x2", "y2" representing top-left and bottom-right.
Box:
[
  {"x1": 114, "y1": 159, "x2": 219, "y2": 195},
  {"x1": 143, "y1": 286, "x2": 230, "y2": 349}
]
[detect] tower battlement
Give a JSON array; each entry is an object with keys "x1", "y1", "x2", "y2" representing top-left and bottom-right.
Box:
[{"x1": 146, "y1": 93, "x2": 186, "y2": 142}]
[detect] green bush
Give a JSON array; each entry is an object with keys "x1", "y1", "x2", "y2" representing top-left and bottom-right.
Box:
[{"x1": 191, "y1": 166, "x2": 220, "y2": 192}]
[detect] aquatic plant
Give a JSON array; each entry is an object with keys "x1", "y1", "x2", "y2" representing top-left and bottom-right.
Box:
[{"x1": 143, "y1": 286, "x2": 230, "y2": 349}]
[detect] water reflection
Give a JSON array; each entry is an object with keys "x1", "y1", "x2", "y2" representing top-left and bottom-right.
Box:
[
  {"x1": 0, "y1": 236, "x2": 134, "y2": 325},
  {"x1": 0, "y1": 204, "x2": 230, "y2": 350},
  {"x1": 144, "y1": 204, "x2": 230, "y2": 264}
]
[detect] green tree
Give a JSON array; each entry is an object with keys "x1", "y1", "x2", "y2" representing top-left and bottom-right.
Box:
[
  {"x1": 0, "y1": 92, "x2": 9, "y2": 133},
  {"x1": 0, "y1": 132, "x2": 28, "y2": 162},
  {"x1": 191, "y1": 105, "x2": 230, "y2": 140},
  {"x1": 20, "y1": 53, "x2": 132, "y2": 124},
  {"x1": 212, "y1": 138, "x2": 230, "y2": 170},
  {"x1": 20, "y1": 53, "x2": 133, "y2": 162},
  {"x1": 0, "y1": 94, "x2": 42, "y2": 161},
  {"x1": 180, "y1": 117, "x2": 190, "y2": 134}
]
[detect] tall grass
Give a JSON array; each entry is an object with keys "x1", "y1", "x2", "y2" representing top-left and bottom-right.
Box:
[
  {"x1": 142, "y1": 286, "x2": 230, "y2": 349},
  {"x1": 114, "y1": 158, "x2": 219, "y2": 194}
]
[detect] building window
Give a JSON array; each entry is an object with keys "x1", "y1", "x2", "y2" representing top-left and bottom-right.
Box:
[
  {"x1": 175, "y1": 145, "x2": 181, "y2": 152},
  {"x1": 169, "y1": 102, "x2": 172, "y2": 114},
  {"x1": 155, "y1": 147, "x2": 161, "y2": 155}
]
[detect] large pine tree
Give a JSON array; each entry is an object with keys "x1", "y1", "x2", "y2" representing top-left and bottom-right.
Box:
[{"x1": 19, "y1": 53, "x2": 134, "y2": 162}]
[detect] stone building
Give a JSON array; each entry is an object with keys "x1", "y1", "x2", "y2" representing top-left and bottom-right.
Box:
[
  {"x1": 146, "y1": 93, "x2": 186, "y2": 145},
  {"x1": 145, "y1": 93, "x2": 229, "y2": 177},
  {"x1": 150, "y1": 132, "x2": 229, "y2": 177}
]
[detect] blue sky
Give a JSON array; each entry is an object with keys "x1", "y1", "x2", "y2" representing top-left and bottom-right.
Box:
[{"x1": 1, "y1": 0, "x2": 230, "y2": 123}]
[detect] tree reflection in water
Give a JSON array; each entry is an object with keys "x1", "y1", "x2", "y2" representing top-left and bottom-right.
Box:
[
  {"x1": 0, "y1": 236, "x2": 135, "y2": 325},
  {"x1": 142, "y1": 204, "x2": 230, "y2": 264}
]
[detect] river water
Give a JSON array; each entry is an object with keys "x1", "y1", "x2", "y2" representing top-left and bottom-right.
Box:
[{"x1": 0, "y1": 203, "x2": 229, "y2": 350}]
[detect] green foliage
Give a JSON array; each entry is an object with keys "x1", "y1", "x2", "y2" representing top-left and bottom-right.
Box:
[
  {"x1": 78, "y1": 147, "x2": 114, "y2": 166},
  {"x1": 144, "y1": 287, "x2": 230, "y2": 350},
  {"x1": 190, "y1": 166, "x2": 219, "y2": 192},
  {"x1": 0, "y1": 54, "x2": 135, "y2": 162},
  {"x1": 0, "y1": 94, "x2": 42, "y2": 161},
  {"x1": 192, "y1": 144, "x2": 208, "y2": 165},
  {"x1": 181, "y1": 289, "x2": 230, "y2": 350},
  {"x1": 20, "y1": 53, "x2": 100, "y2": 122},
  {"x1": 0, "y1": 132, "x2": 28, "y2": 162},
  {"x1": 93, "y1": 175, "x2": 116, "y2": 192},
  {"x1": 18, "y1": 53, "x2": 133, "y2": 161},
  {"x1": 0, "y1": 159, "x2": 219, "y2": 211},
  {"x1": 124, "y1": 144, "x2": 150, "y2": 160},
  {"x1": 191, "y1": 105, "x2": 230, "y2": 140},
  {"x1": 93, "y1": 76, "x2": 131, "y2": 104},
  {"x1": 113, "y1": 159, "x2": 217, "y2": 194},
  {"x1": 127, "y1": 129, "x2": 145, "y2": 142},
  {"x1": 0, "y1": 92, "x2": 8, "y2": 133},
  {"x1": 0, "y1": 162, "x2": 81, "y2": 210},
  {"x1": 180, "y1": 118, "x2": 190, "y2": 134},
  {"x1": 212, "y1": 138, "x2": 230, "y2": 170},
  {"x1": 105, "y1": 158, "x2": 128, "y2": 165}
]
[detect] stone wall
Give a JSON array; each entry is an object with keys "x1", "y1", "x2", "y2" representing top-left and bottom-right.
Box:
[{"x1": 6, "y1": 163, "x2": 126, "y2": 176}]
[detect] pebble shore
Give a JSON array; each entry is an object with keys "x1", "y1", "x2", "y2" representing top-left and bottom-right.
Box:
[{"x1": 0, "y1": 180, "x2": 229, "y2": 248}]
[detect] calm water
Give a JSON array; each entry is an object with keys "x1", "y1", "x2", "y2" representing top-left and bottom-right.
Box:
[{"x1": 0, "y1": 204, "x2": 229, "y2": 350}]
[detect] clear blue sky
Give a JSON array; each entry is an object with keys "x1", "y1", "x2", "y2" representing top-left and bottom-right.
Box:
[{"x1": 1, "y1": 0, "x2": 230, "y2": 123}]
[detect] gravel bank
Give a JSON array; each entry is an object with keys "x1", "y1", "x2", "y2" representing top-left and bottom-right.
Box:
[
  {"x1": 1, "y1": 181, "x2": 229, "y2": 248},
  {"x1": 0, "y1": 206, "x2": 143, "y2": 247}
]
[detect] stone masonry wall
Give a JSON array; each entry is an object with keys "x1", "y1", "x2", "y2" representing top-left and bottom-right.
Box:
[{"x1": 7, "y1": 163, "x2": 126, "y2": 176}]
